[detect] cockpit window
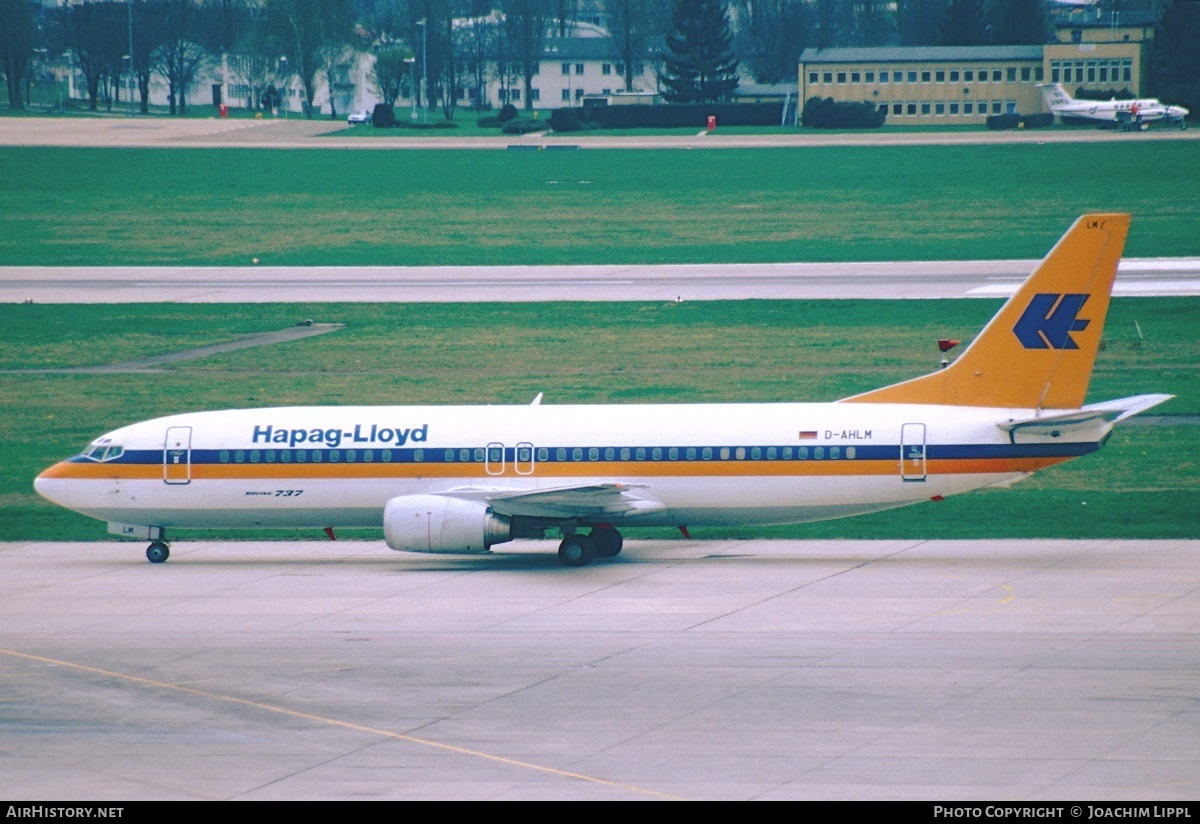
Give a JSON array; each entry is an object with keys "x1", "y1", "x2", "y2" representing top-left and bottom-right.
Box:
[{"x1": 81, "y1": 442, "x2": 124, "y2": 462}]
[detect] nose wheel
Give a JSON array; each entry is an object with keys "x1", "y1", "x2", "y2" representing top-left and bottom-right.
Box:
[{"x1": 146, "y1": 541, "x2": 170, "y2": 563}]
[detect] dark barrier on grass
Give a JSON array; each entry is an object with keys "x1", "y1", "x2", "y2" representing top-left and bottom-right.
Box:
[
  {"x1": 1021, "y1": 113, "x2": 1054, "y2": 128},
  {"x1": 578, "y1": 102, "x2": 783, "y2": 129},
  {"x1": 986, "y1": 112, "x2": 1022, "y2": 130}
]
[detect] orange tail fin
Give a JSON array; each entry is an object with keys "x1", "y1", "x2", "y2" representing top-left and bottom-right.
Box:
[{"x1": 842, "y1": 214, "x2": 1130, "y2": 410}]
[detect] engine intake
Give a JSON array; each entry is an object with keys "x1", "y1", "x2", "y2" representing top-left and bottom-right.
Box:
[{"x1": 383, "y1": 495, "x2": 511, "y2": 554}]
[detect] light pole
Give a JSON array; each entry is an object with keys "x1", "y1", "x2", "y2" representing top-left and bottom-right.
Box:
[
  {"x1": 416, "y1": 20, "x2": 427, "y2": 124},
  {"x1": 404, "y1": 57, "x2": 416, "y2": 122}
]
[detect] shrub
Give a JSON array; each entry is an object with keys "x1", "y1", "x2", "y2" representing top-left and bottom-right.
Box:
[
  {"x1": 1020, "y1": 112, "x2": 1054, "y2": 129},
  {"x1": 501, "y1": 119, "x2": 544, "y2": 135},
  {"x1": 580, "y1": 102, "x2": 782, "y2": 129},
  {"x1": 498, "y1": 103, "x2": 519, "y2": 122},
  {"x1": 549, "y1": 108, "x2": 583, "y2": 132},
  {"x1": 371, "y1": 104, "x2": 396, "y2": 128}
]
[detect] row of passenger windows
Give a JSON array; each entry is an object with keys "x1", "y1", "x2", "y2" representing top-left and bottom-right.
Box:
[
  {"x1": 809, "y1": 66, "x2": 1044, "y2": 85},
  {"x1": 217, "y1": 445, "x2": 860, "y2": 464}
]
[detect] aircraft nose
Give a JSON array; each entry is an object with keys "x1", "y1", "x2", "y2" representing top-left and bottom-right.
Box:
[{"x1": 34, "y1": 463, "x2": 72, "y2": 507}]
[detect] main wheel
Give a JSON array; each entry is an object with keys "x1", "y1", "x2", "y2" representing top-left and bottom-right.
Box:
[
  {"x1": 589, "y1": 527, "x2": 623, "y2": 558},
  {"x1": 146, "y1": 541, "x2": 170, "y2": 563},
  {"x1": 558, "y1": 534, "x2": 595, "y2": 567}
]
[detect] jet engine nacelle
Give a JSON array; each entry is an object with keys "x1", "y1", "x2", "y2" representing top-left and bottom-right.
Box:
[{"x1": 383, "y1": 494, "x2": 511, "y2": 554}]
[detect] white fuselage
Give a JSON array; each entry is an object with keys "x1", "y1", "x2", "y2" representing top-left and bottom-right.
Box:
[{"x1": 35, "y1": 402, "x2": 1097, "y2": 532}]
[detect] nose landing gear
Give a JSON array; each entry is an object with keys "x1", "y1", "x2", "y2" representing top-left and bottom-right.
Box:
[{"x1": 146, "y1": 540, "x2": 170, "y2": 563}]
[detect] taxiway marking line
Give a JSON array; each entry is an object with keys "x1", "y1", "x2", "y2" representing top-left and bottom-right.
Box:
[{"x1": 0, "y1": 646, "x2": 685, "y2": 800}]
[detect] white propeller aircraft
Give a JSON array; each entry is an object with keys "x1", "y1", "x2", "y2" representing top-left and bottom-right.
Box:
[
  {"x1": 36, "y1": 214, "x2": 1170, "y2": 566},
  {"x1": 1038, "y1": 83, "x2": 1189, "y2": 129}
]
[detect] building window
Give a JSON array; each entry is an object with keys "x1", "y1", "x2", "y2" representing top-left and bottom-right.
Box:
[
  {"x1": 531, "y1": 89, "x2": 539, "y2": 101},
  {"x1": 892, "y1": 102, "x2": 902, "y2": 115},
  {"x1": 850, "y1": 71, "x2": 860, "y2": 83},
  {"x1": 992, "y1": 100, "x2": 1002, "y2": 114},
  {"x1": 602, "y1": 63, "x2": 611, "y2": 75},
  {"x1": 992, "y1": 69, "x2": 1001, "y2": 82},
  {"x1": 575, "y1": 63, "x2": 584, "y2": 75},
  {"x1": 921, "y1": 70, "x2": 931, "y2": 82},
  {"x1": 978, "y1": 67, "x2": 988, "y2": 81},
  {"x1": 865, "y1": 71, "x2": 874, "y2": 83},
  {"x1": 823, "y1": 71, "x2": 833, "y2": 83},
  {"x1": 809, "y1": 72, "x2": 818, "y2": 84},
  {"x1": 561, "y1": 89, "x2": 570, "y2": 101},
  {"x1": 935, "y1": 101, "x2": 945, "y2": 115},
  {"x1": 893, "y1": 71, "x2": 902, "y2": 83},
  {"x1": 963, "y1": 101, "x2": 973, "y2": 114},
  {"x1": 1006, "y1": 100, "x2": 1016, "y2": 114},
  {"x1": 561, "y1": 62, "x2": 570, "y2": 75},
  {"x1": 1123, "y1": 59, "x2": 1132, "y2": 82},
  {"x1": 1021, "y1": 66, "x2": 1031, "y2": 81},
  {"x1": 575, "y1": 88, "x2": 584, "y2": 100},
  {"x1": 949, "y1": 101, "x2": 959, "y2": 114},
  {"x1": 964, "y1": 69, "x2": 974, "y2": 82},
  {"x1": 1007, "y1": 67, "x2": 1016, "y2": 82},
  {"x1": 935, "y1": 70, "x2": 945, "y2": 82},
  {"x1": 511, "y1": 88, "x2": 520, "y2": 101},
  {"x1": 906, "y1": 102, "x2": 916, "y2": 115},
  {"x1": 921, "y1": 101, "x2": 931, "y2": 115},
  {"x1": 878, "y1": 70, "x2": 887, "y2": 84},
  {"x1": 949, "y1": 70, "x2": 959, "y2": 82},
  {"x1": 1099, "y1": 64, "x2": 1108, "y2": 83},
  {"x1": 837, "y1": 71, "x2": 846, "y2": 83},
  {"x1": 907, "y1": 71, "x2": 917, "y2": 83}
]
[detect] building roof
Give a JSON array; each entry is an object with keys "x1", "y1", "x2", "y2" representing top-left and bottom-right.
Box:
[{"x1": 799, "y1": 46, "x2": 1045, "y2": 64}]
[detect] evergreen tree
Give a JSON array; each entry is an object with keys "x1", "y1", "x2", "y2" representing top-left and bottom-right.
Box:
[
  {"x1": 1148, "y1": 0, "x2": 1200, "y2": 122},
  {"x1": 661, "y1": 0, "x2": 739, "y2": 104},
  {"x1": 938, "y1": 0, "x2": 988, "y2": 46}
]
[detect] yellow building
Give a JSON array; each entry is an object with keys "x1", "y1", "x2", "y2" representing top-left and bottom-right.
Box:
[{"x1": 799, "y1": 42, "x2": 1143, "y2": 125}]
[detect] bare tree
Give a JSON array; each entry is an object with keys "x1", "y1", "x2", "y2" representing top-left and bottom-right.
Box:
[
  {"x1": 458, "y1": 1, "x2": 497, "y2": 109},
  {"x1": 370, "y1": 44, "x2": 411, "y2": 105},
  {"x1": 605, "y1": 0, "x2": 659, "y2": 92},
  {"x1": 503, "y1": 0, "x2": 548, "y2": 111},
  {"x1": 736, "y1": 0, "x2": 812, "y2": 84},
  {"x1": 1, "y1": 0, "x2": 37, "y2": 110},
  {"x1": 59, "y1": 1, "x2": 126, "y2": 111}
]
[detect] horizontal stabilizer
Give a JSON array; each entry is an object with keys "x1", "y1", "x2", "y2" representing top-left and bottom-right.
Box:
[{"x1": 998, "y1": 393, "x2": 1173, "y2": 443}]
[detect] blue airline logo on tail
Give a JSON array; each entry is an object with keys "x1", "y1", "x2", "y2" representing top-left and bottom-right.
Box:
[{"x1": 1013, "y1": 293, "x2": 1091, "y2": 350}]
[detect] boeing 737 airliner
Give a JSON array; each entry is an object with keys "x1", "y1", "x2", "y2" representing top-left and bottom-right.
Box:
[{"x1": 35, "y1": 214, "x2": 1170, "y2": 566}]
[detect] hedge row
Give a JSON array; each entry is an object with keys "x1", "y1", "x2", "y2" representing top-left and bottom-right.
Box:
[
  {"x1": 986, "y1": 112, "x2": 1054, "y2": 129},
  {"x1": 577, "y1": 102, "x2": 783, "y2": 129},
  {"x1": 801, "y1": 96, "x2": 886, "y2": 128}
]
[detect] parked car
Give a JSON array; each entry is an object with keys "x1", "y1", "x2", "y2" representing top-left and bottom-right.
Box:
[{"x1": 347, "y1": 110, "x2": 371, "y2": 125}]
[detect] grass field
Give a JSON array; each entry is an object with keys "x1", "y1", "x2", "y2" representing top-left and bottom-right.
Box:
[
  {"x1": 2, "y1": 142, "x2": 1198, "y2": 266},
  {"x1": 3, "y1": 298, "x2": 1196, "y2": 542}
]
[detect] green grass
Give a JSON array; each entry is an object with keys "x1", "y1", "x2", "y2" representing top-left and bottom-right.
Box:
[
  {"x1": 3, "y1": 298, "x2": 1196, "y2": 542},
  {"x1": 2, "y1": 142, "x2": 1198, "y2": 266}
]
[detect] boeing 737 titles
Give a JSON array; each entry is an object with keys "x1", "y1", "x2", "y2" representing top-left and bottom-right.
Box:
[
  {"x1": 35, "y1": 214, "x2": 1170, "y2": 566},
  {"x1": 1039, "y1": 83, "x2": 1189, "y2": 129}
]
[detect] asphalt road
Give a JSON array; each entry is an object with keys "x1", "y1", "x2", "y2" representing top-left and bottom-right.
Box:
[{"x1": 2, "y1": 537, "x2": 1197, "y2": 800}]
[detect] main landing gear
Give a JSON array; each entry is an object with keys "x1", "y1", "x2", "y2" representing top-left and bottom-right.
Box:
[
  {"x1": 146, "y1": 540, "x2": 170, "y2": 563},
  {"x1": 557, "y1": 526, "x2": 623, "y2": 567}
]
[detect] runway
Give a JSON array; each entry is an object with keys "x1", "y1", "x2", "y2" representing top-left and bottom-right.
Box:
[
  {"x1": 5, "y1": 258, "x2": 1200, "y2": 303},
  {"x1": 2, "y1": 538, "x2": 1197, "y2": 800}
]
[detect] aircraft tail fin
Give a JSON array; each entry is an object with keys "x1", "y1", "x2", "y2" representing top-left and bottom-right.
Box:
[
  {"x1": 1038, "y1": 82, "x2": 1072, "y2": 111},
  {"x1": 842, "y1": 214, "x2": 1130, "y2": 410}
]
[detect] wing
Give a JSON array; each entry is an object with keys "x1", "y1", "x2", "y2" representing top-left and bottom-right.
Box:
[{"x1": 439, "y1": 482, "x2": 666, "y2": 520}]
